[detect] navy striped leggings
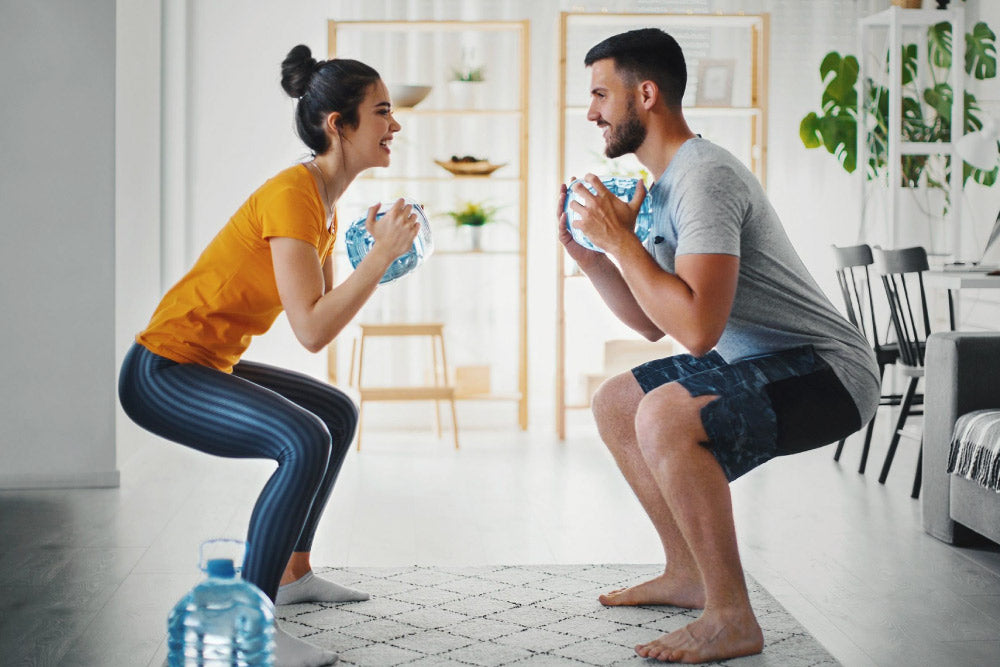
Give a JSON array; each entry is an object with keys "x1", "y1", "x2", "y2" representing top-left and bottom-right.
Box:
[{"x1": 118, "y1": 343, "x2": 358, "y2": 601}]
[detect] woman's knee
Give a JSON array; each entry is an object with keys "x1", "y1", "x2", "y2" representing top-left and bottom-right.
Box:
[
  {"x1": 322, "y1": 393, "x2": 358, "y2": 461},
  {"x1": 278, "y1": 414, "x2": 333, "y2": 481}
]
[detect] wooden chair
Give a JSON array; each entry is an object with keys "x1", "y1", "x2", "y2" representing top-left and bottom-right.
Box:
[
  {"x1": 351, "y1": 323, "x2": 459, "y2": 450},
  {"x1": 874, "y1": 246, "x2": 932, "y2": 498},
  {"x1": 831, "y1": 244, "x2": 902, "y2": 473}
]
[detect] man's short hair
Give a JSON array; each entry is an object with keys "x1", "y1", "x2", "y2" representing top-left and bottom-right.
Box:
[{"x1": 584, "y1": 28, "x2": 687, "y2": 108}]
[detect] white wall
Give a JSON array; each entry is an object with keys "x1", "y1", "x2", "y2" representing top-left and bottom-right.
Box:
[
  {"x1": 0, "y1": 0, "x2": 118, "y2": 488},
  {"x1": 115, "y1": 0, "x2": 165, "y2": 465}
]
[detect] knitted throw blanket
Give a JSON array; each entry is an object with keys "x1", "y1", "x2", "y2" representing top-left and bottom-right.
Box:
[{"x1": 947, "y1": 409, "x2": 1000, "y2": 493}]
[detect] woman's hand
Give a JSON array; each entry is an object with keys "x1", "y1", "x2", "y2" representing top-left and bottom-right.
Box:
[
  {"x1": 558, "y1": 177, "x2": 604, "y2": 272},
  {"x1": 367, "y1": 198, "x2": 419, "y2": 261}
]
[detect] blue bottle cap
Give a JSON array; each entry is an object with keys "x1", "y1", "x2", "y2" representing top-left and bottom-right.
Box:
[{"x1": 206, "y1": 558, "x2": 236, "y2": 578}]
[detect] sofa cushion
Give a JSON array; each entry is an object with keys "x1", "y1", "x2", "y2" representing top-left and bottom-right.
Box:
[{"x1": 947, "y1": 409, "x2": 1000, "y2": 492}]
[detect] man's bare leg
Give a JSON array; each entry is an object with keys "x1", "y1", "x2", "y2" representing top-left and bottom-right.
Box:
[
  {"x1": 632, "y1": 382, "x2": 763, "y2": 663},
  {"x1": 591, "y1": 373, "x2": 705, "y2": 609}
]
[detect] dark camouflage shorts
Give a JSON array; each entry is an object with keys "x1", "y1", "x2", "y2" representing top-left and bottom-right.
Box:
[{"x1": 631, "y1": 345, "x2": 860, "y2": 481}]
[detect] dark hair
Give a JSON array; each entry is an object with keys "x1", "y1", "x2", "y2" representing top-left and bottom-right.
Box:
[
  {"x1": 280, "y1": 44, "x2": 381, "y2": 154},
  {"x1": 584, "y1": 28, "x2": 687, "y2": 108}
]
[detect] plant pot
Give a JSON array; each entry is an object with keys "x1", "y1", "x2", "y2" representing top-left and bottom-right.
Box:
[
  {"x1": 891, "y1": 0, "x2": 922, "y2": 8},
  {"x1": 466, "y1": 224, "x2": 483, "y2": 251},
  {"x1": 448, "y1": 80, "x2": 485, "y2": 109}
]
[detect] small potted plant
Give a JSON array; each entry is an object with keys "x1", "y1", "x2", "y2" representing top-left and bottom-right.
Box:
[
  {"x1": 451, "y1": 65, "x2": 485, "y2": 83},
  {"x1": 446, "y1": 200, "x2": 498, "y2": 251},
  {"x1": 449, "y1": 46, "x2": 486, "y2": 108}
]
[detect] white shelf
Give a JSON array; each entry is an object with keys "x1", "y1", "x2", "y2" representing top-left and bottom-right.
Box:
[
  {"x1": 861, "y1": 6, "x2": 962, "y2": 27},
  {"x1": 356, "y1": 176, "x2": 520, "y2": 183},
  {"x1": 565, "y1": 105, "x2": 762, "y2": 117},
  {"x1": 857, "y1": 6, "x2": 965, "y2": 255},
  {"x1": 391, "y1": 108, "x2": 521, "y2": 117}
]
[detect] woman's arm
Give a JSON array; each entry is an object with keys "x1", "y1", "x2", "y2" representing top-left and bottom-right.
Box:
[
  {"x1": 322, "y1": 254, "x2": 334, "y2": 293},
  {"x1": 272, "y1": 200, "x2": 418, "y2": 352}
]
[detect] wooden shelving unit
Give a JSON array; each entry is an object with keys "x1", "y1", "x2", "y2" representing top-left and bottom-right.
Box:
[
  {"x1": 327, "y1": 19, "x2": 530, "y2": 430},
  {"x1": 555, "y1": 12, "x2": 769, "y2": 438}
]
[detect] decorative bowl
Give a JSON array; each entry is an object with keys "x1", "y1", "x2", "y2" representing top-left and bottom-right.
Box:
[
  {"x1": 434, "y1": 159, "x2": 507, "y2": 176},
  {"x1": 389, "y1": 84, "x2": 432, "y2": 109}
]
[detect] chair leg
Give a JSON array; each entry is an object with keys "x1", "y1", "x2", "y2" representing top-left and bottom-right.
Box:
[
  {"x1": 833, "y1": 437, "x2": 846, "y2": 461},
  {"x1": 879, "y1": 376, "x2": 919, "y2": 485},
  {"x1": 450, "y1": 398, "x2": 459, "y2": 450},
  {"x1": 911, "y1": 441, "x2": 923, "y2": 500},
  {"x1": 857, "y1": 361, "x2": 885, "y2": 473},
  {"x1": 858, "y1": 414, "x2": 877, "y2": 474}
]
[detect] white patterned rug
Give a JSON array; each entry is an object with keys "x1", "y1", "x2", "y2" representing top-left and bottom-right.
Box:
[{"x1": 277, "y1": 564, "x2": 837, "y2": 666}]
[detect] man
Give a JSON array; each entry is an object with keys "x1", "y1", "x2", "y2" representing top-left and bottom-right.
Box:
[{"x1": 559, "y1": 28, "x2": 879, "y2": 663}]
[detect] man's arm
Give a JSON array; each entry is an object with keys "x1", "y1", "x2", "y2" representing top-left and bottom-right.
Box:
[
  {"x1": 575, "y1": 254, "x2": 665, "y2": 340},
  {"x1": 615, "y1": 241, "x2": 738, "y2": 357},
  {"x1": 568, "y1": 175, "x2": 739, "y2": 356},
  {"x1": 559, "y1": 181, "x2": 664, "y2": 340}
]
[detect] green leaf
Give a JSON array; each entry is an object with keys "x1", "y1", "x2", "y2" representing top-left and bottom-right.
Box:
[
  {"x1": 817, "y1": 114, "x2": 857, "y2": 173},
  {"x1": 967, "y1": 162, "x2": 999, "y2": 187},
  {"x1": 966, "y1": 22, "x2": 997, "y2": 80},
  {"x1": 923, "y1": 83, "x2": 953, "y2": 127},
  {"x1": 929, "y1": 22, "x2": 953, "y2": 69},
  {"x1": 799, "y1": 113, "x2": 822, "y2": 149},
  {"x1": 820, "y1": 53, "x2": 859, "y2": 114},
  {"x1": 885, "y1": 43, "x2": 918, "y2": 86},
  {"x1": 964, "y1": 91, "x2": 983, "y2": 133}
]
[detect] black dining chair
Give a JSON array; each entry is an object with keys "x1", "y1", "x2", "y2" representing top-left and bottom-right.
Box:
[
  {"x1": 874, "y1": 246, "x2": 932, "y2": 499},
  {"x1": 831, "y1": 244, "x2": 902, "y2": 473}
]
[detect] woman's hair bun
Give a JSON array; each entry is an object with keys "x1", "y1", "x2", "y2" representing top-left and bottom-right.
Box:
[{"x1": 281, "y1": 44, "x2": 318, "y2": 98}]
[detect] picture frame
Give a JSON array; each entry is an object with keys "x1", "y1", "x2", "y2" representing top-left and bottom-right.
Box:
[{"x1": 696, "y1": 59, "x2": 735, "y2": 107}]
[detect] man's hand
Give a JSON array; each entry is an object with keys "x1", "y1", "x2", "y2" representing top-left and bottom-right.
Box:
[
  {"x1": 557, "y1": 177, "x2": 604, "y2": 271},
  {"x1": 568, "y1": 174, "x2": 647, "y2": 257}
]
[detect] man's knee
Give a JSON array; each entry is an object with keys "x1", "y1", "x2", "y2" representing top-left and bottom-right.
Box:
[
  {"x1": 634, "y1": 383, "x2": 714, "y2": 458},
  {"x1": 591, "y1": 372, "x2": 643, "y2": 431}
]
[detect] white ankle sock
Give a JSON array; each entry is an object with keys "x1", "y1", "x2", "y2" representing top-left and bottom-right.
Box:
[
  {"x1": 275, "y1": 571, "x2": 370, "y2": 605},
  {"x1": 274, "y1": 624, "x2": 338, "y2": 667}
]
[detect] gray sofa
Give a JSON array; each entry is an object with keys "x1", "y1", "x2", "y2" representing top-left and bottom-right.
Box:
[{"x1": 923, "y1": 331, "x2": 1000, "y2": 545}]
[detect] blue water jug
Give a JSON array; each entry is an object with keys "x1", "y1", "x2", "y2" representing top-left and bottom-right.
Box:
[
  {"x1": 564, "y1": 176, "x2": 652, "y2": 253},
  {"x1": 167, "y1": 544, "x2": 275, "y2": 666},
  {"x1": 345, "y1": 198, "x2": 434, "y2": 283}
]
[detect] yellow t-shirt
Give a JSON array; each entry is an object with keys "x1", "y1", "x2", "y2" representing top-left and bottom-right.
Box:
[{"x1": 137, "y1": 164, "x2": 336, "y2": 372}]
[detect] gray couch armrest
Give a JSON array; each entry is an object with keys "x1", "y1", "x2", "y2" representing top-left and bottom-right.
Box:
[{"x1": 923, "y1": 332, "x2": 1000, "y2": 543}]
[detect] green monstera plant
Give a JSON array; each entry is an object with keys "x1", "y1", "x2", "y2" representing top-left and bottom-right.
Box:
[{"x1": 800, "y1": 20, "x2": 999, "y2": 199}]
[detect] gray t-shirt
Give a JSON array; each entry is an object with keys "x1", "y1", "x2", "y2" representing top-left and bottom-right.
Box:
[{"x1": 644, "y1": 137, "x2": 879, "y2": 423}]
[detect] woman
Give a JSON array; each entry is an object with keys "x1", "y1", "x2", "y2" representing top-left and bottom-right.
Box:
[{"x1": 119, "y1": 45, "x2": 417, "y2": 667}]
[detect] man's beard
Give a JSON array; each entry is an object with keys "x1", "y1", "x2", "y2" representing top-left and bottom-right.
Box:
[{"x1": 604, "y1": 98, "x2": 646, "y2": 158}]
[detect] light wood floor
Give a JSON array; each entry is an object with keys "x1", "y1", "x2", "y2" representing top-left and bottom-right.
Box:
[{"x1": 2, "y1": 411, "x2": 999, "y2": 666}]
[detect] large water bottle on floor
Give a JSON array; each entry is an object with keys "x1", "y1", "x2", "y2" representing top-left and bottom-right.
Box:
[
  {"x1": 167, "y1": 540, "x2": 275, "y2": 666},
  {"x1": 564, "y1": 176, "x2": 652, "y2": 253},
  {"x1": 345, "y1": 197, "x2": 434, "y2": 284}
]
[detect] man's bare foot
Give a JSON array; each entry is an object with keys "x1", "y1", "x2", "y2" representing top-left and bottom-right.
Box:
[
  {"x1": 634, "y1": 610, "x2": 764, "y2": 663},
  {"x1": 599, "y1": 572, "x2": 705, "y2": 609}
]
